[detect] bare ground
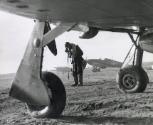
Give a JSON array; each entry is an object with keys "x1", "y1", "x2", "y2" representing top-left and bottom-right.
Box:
[{"x1": 0, "y1": 68, "x2": 153, "y2": 125}]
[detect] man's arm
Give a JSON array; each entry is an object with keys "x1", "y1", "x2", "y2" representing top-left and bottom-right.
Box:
[{"x1": 71, "y1": 44, "x2": 77, "y2": 57}]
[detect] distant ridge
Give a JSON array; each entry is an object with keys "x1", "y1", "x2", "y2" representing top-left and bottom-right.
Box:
[
  {"x1": 54, "y1": 67, "x2": 71, "y2": 72},
  {"x1": 87, "y1": 58, "x2": 122, "y2": 68},
  {"x1": 143, "y1": 62, "x2": 153, "y2": 66},
  {"x1": 143, "y1": 61, "x2": 153, "y2": 70},
  {"x1": 0, "y1": 73, "x2": 15, "y2": 79}
]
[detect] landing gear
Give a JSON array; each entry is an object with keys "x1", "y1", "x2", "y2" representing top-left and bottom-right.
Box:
[
  {"x1": 27, "y1": 72, "x2": 66, "y2": 118},
  {"x1": 116, "y1": 32, "x2": 149, "y2": 93},
  {"x1": 117, "y1": 66, "x2": 149, "y2": 93},
  {"x1": 9, "y1": 20, "x2": 75, "y2": 118}
]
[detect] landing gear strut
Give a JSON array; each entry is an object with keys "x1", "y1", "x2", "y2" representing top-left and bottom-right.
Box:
[
  {"x1": 116, "y1": 32, "x2": 149, "y2": 93},
  {"x1": 9, "y1": 21, "x2": 75, "y2": 118}
]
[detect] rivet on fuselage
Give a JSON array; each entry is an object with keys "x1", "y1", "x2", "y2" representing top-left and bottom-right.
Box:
[
  {"x1": 7, "y1": 0, "x2": 20, "y2": 3},
  {"x1": 16, "y1": 5, "x2": 29, "y2": 9},
  {"x1": 37, "y1": 9, "x2": 50, "y2": 12}
]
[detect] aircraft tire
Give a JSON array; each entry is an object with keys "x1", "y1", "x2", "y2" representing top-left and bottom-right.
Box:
[
  {"x1": 117, "y1": 66, "x2": 149, "y2": 93},
  {"x1": 27, "y1": 72, "x2": 66, "y2": 118}
]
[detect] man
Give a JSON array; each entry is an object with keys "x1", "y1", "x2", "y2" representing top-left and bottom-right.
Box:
[{"x1": 65, "y1": 42, "x2": 86, "y2": 86}]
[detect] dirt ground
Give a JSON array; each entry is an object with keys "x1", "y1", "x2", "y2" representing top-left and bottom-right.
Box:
[{"x1": 0, "y1": 68, "x2": 153, "y2": 125}]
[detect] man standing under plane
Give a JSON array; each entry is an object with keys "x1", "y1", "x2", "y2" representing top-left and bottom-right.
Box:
[{"x1": 65, "y1": 42, "x2": 86, "y2": 86}]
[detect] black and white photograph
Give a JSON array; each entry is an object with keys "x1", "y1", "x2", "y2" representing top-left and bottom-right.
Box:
[{"x1": 0, "y1": 0, "x2": 153, "y2": 124}]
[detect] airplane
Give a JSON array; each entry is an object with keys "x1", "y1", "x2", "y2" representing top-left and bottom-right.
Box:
[
  {"x1": 0, "y1": 0, "x2": 153, "y2": 118},
  {"x1": 87, "y1": 58, "x2": 122, "y2": 72}
]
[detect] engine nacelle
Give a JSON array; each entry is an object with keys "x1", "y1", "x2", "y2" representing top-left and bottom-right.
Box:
[
  {"x1": 80, "y1": 27, "x2": 99, "y2": 39},
  {"x1": 139, "y1": 31, "x2": 153, "y2": 53}
]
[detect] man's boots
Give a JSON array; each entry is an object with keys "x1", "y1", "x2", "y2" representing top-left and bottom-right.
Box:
[
  {"x1": 78, "y1": 74, "x2": 83, "y2": 86},
  {"x1": 72, "y1": 73, "x2": 78, "y2": 86}
]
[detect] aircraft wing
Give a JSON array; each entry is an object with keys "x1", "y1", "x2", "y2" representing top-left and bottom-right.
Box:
[{"x1": 1, "y1": 0, "x2": 153, "y2": 29}]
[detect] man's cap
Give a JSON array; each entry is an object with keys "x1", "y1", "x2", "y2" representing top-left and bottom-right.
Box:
[{"x1": 65, "y1": 42, "x2": 70, "y2": 47}]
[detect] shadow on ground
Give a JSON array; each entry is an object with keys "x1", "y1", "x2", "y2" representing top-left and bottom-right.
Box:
[{"x1": 55, "y1": 115, "x2": 153, "y2": 125}]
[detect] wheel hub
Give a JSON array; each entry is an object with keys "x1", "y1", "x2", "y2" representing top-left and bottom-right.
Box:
[{"x1": 122, "y1": 74, "x2": 137, "y2": 89}]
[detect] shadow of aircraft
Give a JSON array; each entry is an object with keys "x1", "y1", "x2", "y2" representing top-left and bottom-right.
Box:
[{"x1": 55, "y1": 115, "x2": 153, "y2": 125}]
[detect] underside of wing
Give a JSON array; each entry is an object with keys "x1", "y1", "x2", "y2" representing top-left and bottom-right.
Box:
[{"x1": 1, "y1": 0, "x2": 153, "y2": 29}]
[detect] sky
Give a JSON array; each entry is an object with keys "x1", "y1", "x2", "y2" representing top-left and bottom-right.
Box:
[{"x1": 0, "y1": 11, "x2": 152, "y2": 74}]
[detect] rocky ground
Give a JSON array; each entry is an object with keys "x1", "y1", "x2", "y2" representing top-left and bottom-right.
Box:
[{"x1": 0, "y1": 68, "x2": 153, "y2": 125}]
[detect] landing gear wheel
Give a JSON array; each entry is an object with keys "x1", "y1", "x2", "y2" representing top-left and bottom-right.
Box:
[
  {"x1": 27, "y1": 72, "x2": 66, "y2": 118},
  {"x1": 116, "y1": 66, "x2": 149, "y2": 93}
]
